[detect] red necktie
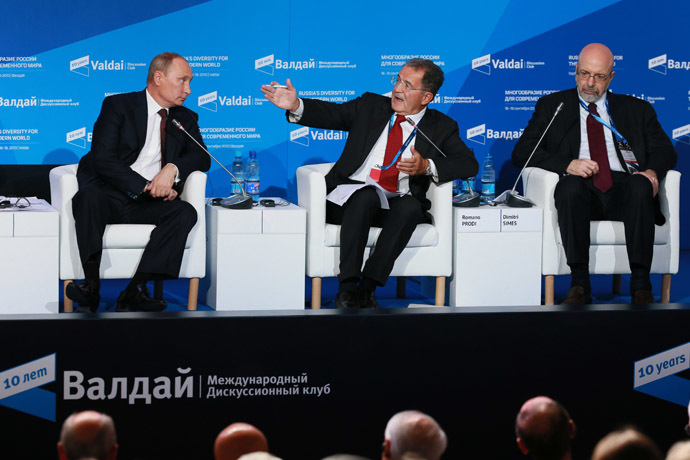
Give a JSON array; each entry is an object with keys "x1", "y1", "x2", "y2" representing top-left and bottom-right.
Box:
[
  {"x1": 587, "y1": 103, "x2": 612, "y2": 193},
  {"x1": 158, "y1": 108, "x2": 167, "y2": 166},
  {"x1": 377, "y1": 114, "x2": 406, "y2": 192}
]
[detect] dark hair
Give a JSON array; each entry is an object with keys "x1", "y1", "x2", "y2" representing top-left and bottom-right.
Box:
[
  {"x1": 147, "y1": 52, "x2": 185, "y2": 83},
  {"x1": 516, "y1": 400, "x2": 572, "y2": 460},
  {"x1": 404, "y1": 58, "x2": 444, "y2": 95}
]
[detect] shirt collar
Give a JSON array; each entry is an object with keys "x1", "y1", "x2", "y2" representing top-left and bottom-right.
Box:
[
  {"x1": 396, "y1": 107, "x2": 427, "y2": 125},
  {"x1": 578, "y1": 91, "x2": 608, "y2": 111},
  {"x1": 145, "y1": 89, "x2": 166, "y2": 117}
]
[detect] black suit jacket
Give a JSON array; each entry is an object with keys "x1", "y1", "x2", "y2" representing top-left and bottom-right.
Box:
[
  {"x1": 77, "y1": 90, "x2": 211, "y2": 199},
  {"x1": 291, "y1": 92, "x2": 478, "y2": 212},
  {"x1": 512, "y1": 88, "x2": 677, "y2": 224},
  {"x1": 512, "y1": 88, "x2": 677, "y2": 180}
]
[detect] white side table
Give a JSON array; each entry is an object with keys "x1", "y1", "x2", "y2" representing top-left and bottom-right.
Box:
[
  {"x1": 450, "y1": 205, "x2": 542, "y2": 306},
  {"x1": 205, "y1": 199, "x2": 306, "y2": 310},
  {"x1": 0, "y1": 199, "x2": 59, "y2": 313}
]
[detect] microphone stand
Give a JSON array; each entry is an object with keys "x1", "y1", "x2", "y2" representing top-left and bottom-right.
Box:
[
  {"x1": 172, "y1": 119, "x2": 253, "y2": 209},
  {"x1": 504, "y1": 102, "x2": 564, "y2": 207},
  {"x1": 404, "y1": 117, "x2": 480, "y2": 207}
]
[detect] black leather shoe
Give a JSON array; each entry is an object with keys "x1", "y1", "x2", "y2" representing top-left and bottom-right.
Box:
[
  {"x1": 65, "y1": 281, "x2": 100, "y2": 312},
  {"x1": 358, "y1": 289, "x2": 380, "y2": 309},
  {"x1": 116, "y1": 285, "x2": 167, "y2": 312},
  {"x1": 561, "y1": 286, "x2": 592, "y2": 305},
  {"x1": 335, "y1": 290, "x2": 360, "y2": 309},
  {"x1": 632, "y1": 289, "x2": 655, "y2": 304}
]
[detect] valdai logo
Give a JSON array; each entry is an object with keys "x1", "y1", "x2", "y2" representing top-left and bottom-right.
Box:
[
  {"x1": 69, "y1": 55, "x2": 125, "y2": 77},
  {"x1": 66, "y1": 127, "x2": 90, "y2": 148},
  {"x1": 672, "y1": 124, "x2": 690, "y2": 145},
  {"x1": 0, "y1": 353, "x2": 56, "y2": 421},
  {"x1": 289, "y1": 126, "x2": 346, "y2": 147},
  {"x1": 649, "y1": 54, "x2": 690, "y2": 75},
  {"x1": 255, "y1": 54, "x2": 275, "y2": 76},
  {"x1": 198, "y1": 91, "x2": 254, "y2": 112},
  {"x1": 467, "y1": 124, "x2": 486, "y2": 145},
  {"x1": 472, "y1": 54, "x2": 535, "y2": 75}
]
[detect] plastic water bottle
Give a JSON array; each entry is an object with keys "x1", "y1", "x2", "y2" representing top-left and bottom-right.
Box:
[
  {"x1": 480, "y1": 153, "x2": 495, "y2": 204},
  {"x1": 245, "y1": 150, "x2": 260, "y2": 202},
  {"x1": 453, "y1": 179, "x2": 462, "y2": 196},
  {"x1": 463, "y1": 177, "x2": 476, "y2": 194},
  {"x1": 231, "y1": 151, "x2": 244, "y2": 195}
]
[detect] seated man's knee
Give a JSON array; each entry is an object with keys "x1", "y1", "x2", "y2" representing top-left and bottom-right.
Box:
[
  {"x1": 555, "y1": 175, "x2": 587, "y2": 198},
  {"x1": 627, "y1": 174, "x2": 655, "y2": 200},
  {"x1": 177, "y1": 201, "x2": 198, "y2": 226},
  {"x1": 346, "y1": 186, "x2": 380, "y2": 209}
]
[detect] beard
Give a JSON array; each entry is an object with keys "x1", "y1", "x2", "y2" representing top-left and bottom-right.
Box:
[{"x1": 578, "y1": 85, "x2": 602, "y2": 103}]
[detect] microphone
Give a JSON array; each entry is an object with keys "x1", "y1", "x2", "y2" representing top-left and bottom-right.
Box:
[
  {"x1": 404, "y1": 117, "x2": 479, "y2": 207},
  {"x1": 171, "y1": 119, "x2": 253, "y2": 209},
  {"x1": 504, "y1": 101, "x2": 564, "y2": 208},
  {"x1": 405, "y1": 117, "x2": 446, "y2": 157}
]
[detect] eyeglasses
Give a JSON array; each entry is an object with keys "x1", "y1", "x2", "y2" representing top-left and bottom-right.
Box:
[
  {"x1": 0, "y1": 197, "x2": 31, "y2": 209},
  {"x1": 576, "y1": 69, "x2": 611, "y2": 82},
  {"x1": 391, "y1": 75, "x2": 427, "y2": 92}
]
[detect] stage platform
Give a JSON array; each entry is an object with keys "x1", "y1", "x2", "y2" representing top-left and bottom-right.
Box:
[{"x1": 1, "y1": 304, "x2": 689, "y2": 459}]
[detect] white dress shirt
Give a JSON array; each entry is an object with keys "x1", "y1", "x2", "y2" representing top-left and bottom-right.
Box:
[
  {"x1": 289, "y1": 98, "x2": 438, "y2": 194},
  {"x1": 578, "y1": 93, "x2": 625, "y2": 172}
]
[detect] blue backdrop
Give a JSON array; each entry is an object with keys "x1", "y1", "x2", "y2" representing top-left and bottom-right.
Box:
[{"x1": 1, "y1": 0, "x2": 687, "y2": 244}]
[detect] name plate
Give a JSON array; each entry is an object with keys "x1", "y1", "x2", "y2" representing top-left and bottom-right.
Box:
[
  {"x1": 456, "y1": 209, "x2": 500, "y2": 233},
  {"x1": 499, "y1": 208, "x2": 542, "y2": 232},
  {"x1": 455, "y1": 207, "x2": 542, "y2": 233}
]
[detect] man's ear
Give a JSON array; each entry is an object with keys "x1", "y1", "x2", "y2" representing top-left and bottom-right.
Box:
[
  {"x1": 382, "y1": 439, "x2": 392, "y2": 460},
  {"x1": 569, "y1": 420, "x2": 577, "y2": 439},
  {"x1": 516, "y1": 437, "x2": 529, "y2": 455},
  {"x1": 57, "y1": 441, "x2": 67, "y2": 460},
  {"x1": 421, "y1": 91, "x2": 434, "y2": 106},
  {"x1": 109, "y1": 443, "x2": 119, "y2": 460}
]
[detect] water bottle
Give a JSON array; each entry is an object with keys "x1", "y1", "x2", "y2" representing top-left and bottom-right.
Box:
[
  {"x1": 231, "y1": 151, "x2": 244, "y2": 195},
  {"x1": 480, "y1": 153, "x2": 495, "y2": 204},
  {"x1": 245, "y1": 150, "x2": 260, "y2": 202},
  {"x1": 452, "y1": 179, "x2": 462, "y2": 196},
  {"x1": 463, "y1": 177, "x2": 476, "y2": 195}
]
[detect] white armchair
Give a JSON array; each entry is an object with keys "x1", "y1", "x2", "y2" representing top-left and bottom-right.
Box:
[
  {"x1": 522, "y1": 167, "x2": 680, "y2": 304},
  {"x1": 49, "y1": 164, "x2": 207, "y2": 312},
  {"x1": 296, "y1": 163, "x2": 453, "y2": 309}
]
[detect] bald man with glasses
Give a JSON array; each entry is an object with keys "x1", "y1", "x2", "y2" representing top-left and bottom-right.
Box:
[{"x1": 512, "y1": 43, "x2": 677, "y2": 305}]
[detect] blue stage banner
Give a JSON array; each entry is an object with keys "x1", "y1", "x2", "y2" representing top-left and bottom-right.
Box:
[{"x1": 1, "y1": 0, "x2": 688, "y2": 244}]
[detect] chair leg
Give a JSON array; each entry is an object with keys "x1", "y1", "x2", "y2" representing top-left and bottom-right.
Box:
[
  {"x1": 311, "y1": 278, "x2": 321, "y2": 310},
  {"x1": 397, "y1": 277, "x2": 406, "y2": 299},
  {"x1": 661, "y1": 274, "x2": 671, "y2": 303},
  {"x1": 187, "y1": 278, "x2": 199, "y2": 311},
  {"x1": 545, "y1": 275, "x2": 555, "y2": 305},
  {"x1": 435, "y1": 277, "x2": 445, "y2": 306},
  {"x1": 63, "y1": 280, "x2": 74, "y2": 313},
  {"x1": 154, "y1": 280, "x2": 164, "y2": 300},
  {"x1": 612, "y1": 274, "x2": 622, "y2": 295}
]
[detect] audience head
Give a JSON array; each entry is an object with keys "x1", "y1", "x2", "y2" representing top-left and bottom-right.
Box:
[
  {"x1": 214, "y1": 422, "x2": 269, "y2": 460},
  {"x1": 591, "y1": 427, "x2": 662, "y2": 460},
  {"x1": 57, "y1": 410, "x2": 118, "y2": 460},
  {"x1": 667, "y1": 441, "x2": 690, "y2": 460},
  {"x1": 237, "y1": 453, "x2": 282, "y2": 460},
  {"x1": 515, "y1": 396, "x2": 576, "y2": 460},
  {"x1": 382, "y1": 410, "x2": 447, "y2": 460}
]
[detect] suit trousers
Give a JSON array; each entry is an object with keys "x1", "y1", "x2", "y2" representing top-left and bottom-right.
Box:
[
  {"x1": 71, "y1": 184, "x2": 197, "y2": 279},
  {"x1": 326, "y1": 186, "x2": 425, "y2": 287},
  {"x1": 554, "y1": 172, "x2": 655, "y2": 273}
]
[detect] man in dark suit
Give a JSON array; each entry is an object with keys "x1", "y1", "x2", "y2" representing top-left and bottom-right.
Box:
[
  {"x1": 512, "y1": 43, "x2": 677, "y2": 305},
  {"x1": 67, "y1": 52, "x2": 210, "y2": 312},
  {"x1": 262, "y1": 59, "x2": 477, "y2": 308}
]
